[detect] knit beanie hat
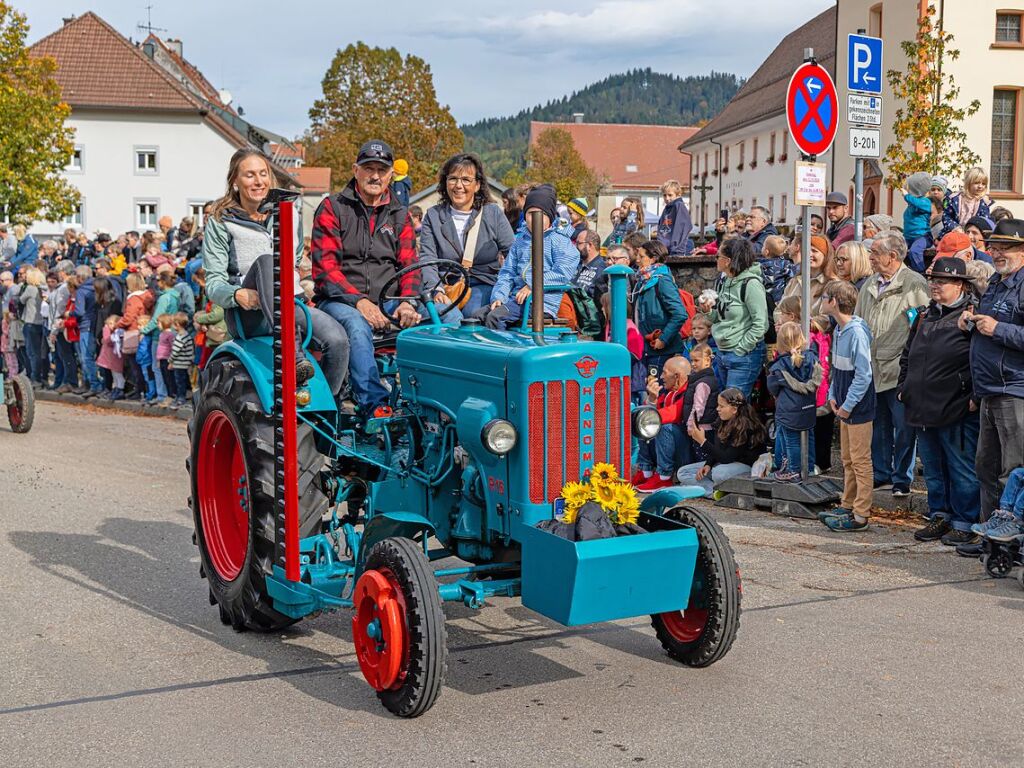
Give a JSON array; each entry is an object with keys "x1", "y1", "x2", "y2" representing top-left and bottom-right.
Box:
[
  {"x1": 393, "y1": 158, "x2": 409, "y2": 177},
  {"x1": 964, "y1": 215, "x2": 994, "y2": 234},
  {"x1": 810, "y1": 234, "x2": 830, "y2": 256},
  {"x1": 524, "y1": 184, "x2": 558, "y2": 226},
  {"x1": 907, "y1": 171, "x2": 932, "y2": 197},
  {"x1": 865, "y1": 214, "x2": 894, "y2": 233},
  {"x1": 930, "y1": 176, "x2": 949, "y2": 194},
  {"x1": 567, "y1": 197, "x2": 589, "y2": 217}
]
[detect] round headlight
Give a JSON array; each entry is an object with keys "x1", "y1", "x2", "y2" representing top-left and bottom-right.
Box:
[
  {"x1": 633, "y1": 406, "x2": 662, "y2": 440},
  {"x1": 482, "y1": 419, "x2": 517, "y2": 455}
]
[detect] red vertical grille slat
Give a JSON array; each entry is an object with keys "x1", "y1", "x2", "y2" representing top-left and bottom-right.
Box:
[
  {"x1": 594, "y1": 378, "x2": 608, "y2": 464},
  {"x1": 621, "y1": 376, "x2": 632, "y2": 479},
  {"x1": 565, "y1": 380, "x2": 581, "y2": 483},
  {"x1": 528, "y1": 382, "x2": 545, "y2": 503},
  {"x1": 547, "y1": 381, "x2": 564, "y2": 501},
  {"x1": 609, "y1": 377, "x2": 622, "y2": 471}
]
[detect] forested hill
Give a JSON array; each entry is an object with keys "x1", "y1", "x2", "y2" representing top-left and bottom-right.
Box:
[{"x1": 462, "y1": 69, "x2": 742, "y2": 180}]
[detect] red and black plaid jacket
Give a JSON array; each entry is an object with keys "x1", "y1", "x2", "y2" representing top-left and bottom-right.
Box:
[{"x1": 311, "y1": 179, "x2": 418, "y2": 306}]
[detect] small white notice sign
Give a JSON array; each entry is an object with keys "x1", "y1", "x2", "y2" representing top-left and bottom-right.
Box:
[
  {"x1": 849, "y1": 127, "x2": 881, "y2": 158},
  {"x1": 794, "y1": 161, "x2": 828, "y2": 207},
  {"x1": 847, "y1": 93, "x2": 882, "y2": 126}
]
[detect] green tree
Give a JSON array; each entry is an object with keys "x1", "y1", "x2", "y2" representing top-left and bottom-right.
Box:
[
  {"x1": 305, "y1": 43, "x2": 463, "y2": 191},
  {"x1": 883, "y1": 6, "x2": 981, "y2": 188},
  {"x1": 0, "y1": 2, "x2": 78, "y2": 224},
  {"x1": 525, "y1": 127, "x2": 600, "y2": 202}
]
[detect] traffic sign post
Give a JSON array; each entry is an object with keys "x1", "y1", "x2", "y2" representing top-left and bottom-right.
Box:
[
  {"x1": 848, "y1": 33, "x2": 883, "y2": 94},
  {"x1": 847, "y1": 32, "x2": 883, "y2": 243},
  {"x1": 849, "y1": 128, "x2": 880, "y2": 158},
  {"x1": 847, "y1": 94, "x2": 882, "y2": 126}
]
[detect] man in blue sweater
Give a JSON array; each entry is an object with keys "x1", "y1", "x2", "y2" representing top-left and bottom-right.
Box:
[{"x1": 820, "y1": 279, "x2": 875, "y2": 532}]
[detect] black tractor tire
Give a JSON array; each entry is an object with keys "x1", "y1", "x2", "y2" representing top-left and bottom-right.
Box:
[
  {"x1": 651, "y1": 505, "x2": 741, "y2": 667},
  {"x1": 363, "y1": 537, "x2": 447, "y2": 717},
  {"x1": 6, "y1": 374, "x2": 35, "y2": 433},
  {"x1": 188, "y1": 356, "x2": 327, "y2": 632}
]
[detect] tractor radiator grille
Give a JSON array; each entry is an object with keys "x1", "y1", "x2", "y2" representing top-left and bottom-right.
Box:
[{"x1": 527, "y1": 376, "x2": 632, "y2": 503}]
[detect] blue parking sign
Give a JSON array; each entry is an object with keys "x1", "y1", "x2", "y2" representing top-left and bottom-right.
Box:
[{"x1": 848, "y1": 34, "x2": 882, "y2": 94}]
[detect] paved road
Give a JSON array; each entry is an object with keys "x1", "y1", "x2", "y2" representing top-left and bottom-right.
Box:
[{"x1": 2, "y1": 402, "x2": 1023, "y2": 767}]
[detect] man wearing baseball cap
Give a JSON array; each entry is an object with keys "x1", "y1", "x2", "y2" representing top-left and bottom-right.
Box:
[
  {"x1": 311, "y1": 140, "x2": 422, "y2": 418},
  {"x1": 960, "y1": 219, "x2": 1024, "y2": 552},
  {"x1": 825, "y1": 192, "x2": 855, "y2": 249}
]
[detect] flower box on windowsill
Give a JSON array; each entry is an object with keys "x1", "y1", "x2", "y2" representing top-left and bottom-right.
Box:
[
  {"x1": 712, "y1": 169, "x2": 719, "y2": 176},
  {"x1": 749, "y1": 160, "x2": 758, "y2": 169},
  {"x1": 778, "y1": 153, "x2": 788, "y2": 162},
  {"x1": 766, "y1": 156, "x2": 775, "y2": 165},
  {"x1": 721, "y1": 167, "x2": 729, "y2": 175},
  {"x1": 702, "y1": 171, "x2": 708, "y2": 179},
  {"x1": 693, "y1": 173, "x2": 700, "y2": 180},
  {"x1": 736, "y1": 163, "x2": 744, "y2": 171}
]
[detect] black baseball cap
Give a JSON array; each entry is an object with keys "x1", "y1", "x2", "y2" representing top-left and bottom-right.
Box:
[{"x1": 356, "y1": 140, "x2": 394, "y2": 168}]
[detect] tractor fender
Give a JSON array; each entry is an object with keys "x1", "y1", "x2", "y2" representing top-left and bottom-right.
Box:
[
  {"x1": 357, "y1": 512, "x2": 437, "y2": 573},
  {"x1": 639, "y1": 486, "x2": 708, "y2": 516},
  {"x1": 207, "y1": 338, "x2": 336, "y2": 415}
]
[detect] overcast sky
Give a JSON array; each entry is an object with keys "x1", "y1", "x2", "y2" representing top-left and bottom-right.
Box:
[{"x1": 27, "y1": 0, "x2": 834, "y2": 139}]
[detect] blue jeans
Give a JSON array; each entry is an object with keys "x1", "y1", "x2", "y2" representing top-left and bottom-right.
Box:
[
  {"x1": 872, "y1": 389, "x2": 916, "y2": 486},
  {"x1": 317, "y1": 300, "x2": 390, "y2": 410},
  {"x1": 462, "y1": 282, "x2": 493, "y2": 317},
  {"x1": 77, "y1": 329, "x2": 101, "y2": 391},
  {"x1": 151, "y1": 351, "x2": 167, "y2": 398},
  {"x1": 775, "y1": 424, "x2": 815, "y2": 474},
  {"x1": 717, "y1": 341, "x2": 765, "y2": 398},
  {"x1": 676, "y1": 460, "x2": 751, "y2": 497},
  {"x1": 23, "y1": 323, "x2": 45, "y2": 384},
  {"x1": 999, "y1": 467, "x2": 1024, "y2": 517},
  {"x1": 916, "y1": 415, "x2": 980, "y2": 531},
  {"x1": 637, "y1": 423, "x2": 692, "y2": 477}
]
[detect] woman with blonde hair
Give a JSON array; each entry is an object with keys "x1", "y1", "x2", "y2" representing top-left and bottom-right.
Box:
[
  {"x1": 943, "y1": 166, "x2": 992, "y2": 231},
  {"x1": 835, "y1": 241, "x2": 872, "y2": 291}
]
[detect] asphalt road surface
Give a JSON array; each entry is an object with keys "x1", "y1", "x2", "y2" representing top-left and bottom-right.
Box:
[{"x1": 3, "y1": 402, "x2": 1023, "y2": 767}]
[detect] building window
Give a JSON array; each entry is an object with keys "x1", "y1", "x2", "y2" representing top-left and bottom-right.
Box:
[
  {"x1": 752, "y1": 138, "x2": 759, "y2": 164},
  {"x1": 996, "y1": 12, "x2": 1023, "y2": 43},
  {"x1": 869, "y1": 3, "x2": 883, "y2": 37},
  {"x1": 62, "y1": 202, "x2": 84, "y2": 229},
  {"x1": 724, "y1": 146, "x2": 730, "y2": 167},
  {"x1": 780, "y1": 130, "x2": 789, "y2": 160},
  {"x1": 67, "y1": 146, "x2": 84, "y2": 173},
  {"x1": 188, "y1": 201, "x2": 206, "y2": 226},
  {"x1": 738, "y1": 141, "x2": 745, "y2": 168},
  {"x1": 780, "y1": 194, "x2": 788, "y2": 222},
  {"x1": 703, "y1": 152, "x2": 709, "y2": 175},
  {"x1": 751, "y1": 197, "x2": 758, "y2": 208},
  {"x1": 134, "y1": 147, "x2": 158, "y2": 175},
  {"x1": 135, "y1": 200, "x2": 159, "y2": 229},
  {"x1": 991, "y1": 89, "x2": 1019, "y2": 192},
  {"x1": 768, "y1": 195, "x2": 775, "y2": 219}
]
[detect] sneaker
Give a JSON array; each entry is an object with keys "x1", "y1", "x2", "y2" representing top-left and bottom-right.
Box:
[
  {"x1": 892, "y1": 484, "x2": 911, "y2": 498},
  {"x1": 873, "y1": 480, "x2": 893, "y2": 491},
  {"x1": 955, "y1": 540, "x2": 985, "y2": 558},
  {"x1": 636, "y1": 475, "x2": 674, "y2": 493},
  {"x1": 772, "y1": 470, "x2": 801, "y2": 482},
  {"x1": 372, "y1": 404, "x2": 394, "y2": 419},
  {"x1": 169, "y1": 398, "x2": 182, "y2": 410},
  {"x1": 158, "y1": 397, "x2": 174, "y2": 408},
  {"x1": 818, "y1": 506, "x2": 852, "y2": 523},
  {"x1": 296, "y1": 358, "x2": 315, "y2": 386},
  {"x1": 630, "y1": 470, "x2": 650, "y2": 487},
  {"x1": 940, "y1": 530, "x2": 978, "y2": 547},
  {"x1": 824, "y1": 515, "x2": 869, "y2": 532},
  {"x1": 55, "y1": 384, "x2": 74, "y2": 394},
  {"x1": 71, "y1": 386, "x2": 89, "y2": 396},
  {"x1": 985, "y1": 517, "x2": 1024, "y2": 543},
  {"x1": 913, "y1": 517, "x2": 951, "y2": 542},
  {"x1": 971, "y1": 510, "x2": 1014, "y2": 537}
]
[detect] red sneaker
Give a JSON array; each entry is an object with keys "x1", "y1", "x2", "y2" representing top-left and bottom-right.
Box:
[
  {"x1": 372, "y1": 405, "x2": 394, "y2": 418},
  {"x1": 630, "y1": 470, "x2": 649, "y2": 487},
  {"x1": 636, "y1": 475, "x2": 674, "y2": 493}
]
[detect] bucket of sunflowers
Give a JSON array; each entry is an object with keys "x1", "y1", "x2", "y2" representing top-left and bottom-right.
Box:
[{"x1": 535, "y1": 462, "x2": 646, "y2": 541}]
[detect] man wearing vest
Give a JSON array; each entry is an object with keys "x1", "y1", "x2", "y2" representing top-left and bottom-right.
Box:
[{"x1": 311, "y1": 140, "x2": 423, "y2": 417}]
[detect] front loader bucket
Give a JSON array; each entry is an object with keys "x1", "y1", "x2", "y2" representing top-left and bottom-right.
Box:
[{"x1": 518, "y1": 512, "x2": 699, "y2": 627}]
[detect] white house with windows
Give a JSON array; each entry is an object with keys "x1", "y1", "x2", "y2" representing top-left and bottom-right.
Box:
[{"x1": 29, "y1": 12, "x2": 302, "y2": 238}]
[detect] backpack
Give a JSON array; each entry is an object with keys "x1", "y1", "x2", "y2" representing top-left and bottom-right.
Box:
[
  {"x1": 676, "y1": 288, "x2": 696, "y2": 340},
  {"x1": 565, "y1": 287, "x2": 604, "y2": 337}
]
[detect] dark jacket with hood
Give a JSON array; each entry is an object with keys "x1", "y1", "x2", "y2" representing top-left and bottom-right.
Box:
[
  {"x1": 311, "y1": 180, "x2": 418, "y2": 306},
  {"x1": 970, "y1": 268, "x2": 1024, "y2": 400},
  {"x1": 898, "y1": 296, "x2": 974, "y2": 428},
  {"x1": 767, "y1": 349, "x2": 823, "y2": 430},
  {"x1": 682, "y1": 366, "x2": 719, "y2": 429},
  {"x1": 657, "y1": 198, "x2": 692, "y2": 256}
]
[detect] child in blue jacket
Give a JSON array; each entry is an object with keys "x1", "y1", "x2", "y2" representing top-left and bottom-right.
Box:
[
  {"x1": 902, "y1": 171, "x2": 933, "y2": 245},
  {"x1": 767, "y1": 322, "x2": 823, "y2": 480}
]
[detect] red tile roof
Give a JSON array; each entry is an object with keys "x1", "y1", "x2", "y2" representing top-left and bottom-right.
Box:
[
  {"x1": 529, "y1": 122, "x2": 698, "y2": 190},
  {"x1": 682, "y1": 7, "x2": 837, "y2": 149},
  {"x1": 293, "y1": 167, "x2": 331, "y2": 194},
  {"x1": 30, "y1": 13, "x2": 198, "y2": 112}
]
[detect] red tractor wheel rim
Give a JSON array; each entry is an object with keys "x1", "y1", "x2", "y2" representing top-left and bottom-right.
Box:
[
  {"x1": 7, "y1": 380, "x2": 23, "y2": 428},
  {"x1": 660, "y1": 608, "x2": 709, "y2": 643},
  {"x1": 197, "y1": 410, "x2": 249, "y2": 581},
  {"x1": 352, "y1": 569, "x2": 407, "y2": 691}
]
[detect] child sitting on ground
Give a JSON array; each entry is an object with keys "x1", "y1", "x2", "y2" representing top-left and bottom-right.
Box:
[
  {"x1": 972, "y1": 467, "x2": 1024, "y2": 542},
  {"x1": 767, "y1": 322, "x2": 822, "y2": 480},
  {"x1": 168, "y1": 312, "x2": 194, "y2": 409},
  {"x1": 156, "y1": 314, "x2": 175, "y2": 407},
  {"x1": 97, "y1": 314, "x2": 126, "y2": 400}
]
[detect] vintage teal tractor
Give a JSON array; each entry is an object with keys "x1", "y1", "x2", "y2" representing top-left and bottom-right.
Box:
[
  {"x1": 188, "y1": 192, "x2": 741, "y2": 717},
  {"x1": 2, "y1": 371, "x2": 34, "y2": 433}
]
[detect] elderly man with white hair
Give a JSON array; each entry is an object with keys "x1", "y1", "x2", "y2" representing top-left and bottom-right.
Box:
[{"x1": 855, "y1": 230, "x2": 930, "y2": 498}]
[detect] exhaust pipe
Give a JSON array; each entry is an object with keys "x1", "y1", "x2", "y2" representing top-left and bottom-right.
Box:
[{"x1": 530, "y1": 210, "x2": 544, "y2": 333}]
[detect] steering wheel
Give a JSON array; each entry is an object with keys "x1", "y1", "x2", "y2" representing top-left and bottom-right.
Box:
[{"x1": 377, "y1": 259, "x2": 470, "y2": 326}]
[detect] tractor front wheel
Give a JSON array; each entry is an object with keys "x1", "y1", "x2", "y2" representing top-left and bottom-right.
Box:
[
  {"x1": 651, "y1": 506, "x2": 741, "y2": 667},
  {"x1": 6, "y1": 374, "x2": 35, "y2": 433},
  {"x1": 353, "y1": 537, "x2": 447, "y2": 717},
  {"x1": 188, "y1": 357, "x2": 327, "y2": 631}
]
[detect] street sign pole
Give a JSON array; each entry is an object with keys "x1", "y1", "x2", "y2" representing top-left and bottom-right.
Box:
[{"x1": 854, "y1": 157, "x2": 864, "y2": 241}]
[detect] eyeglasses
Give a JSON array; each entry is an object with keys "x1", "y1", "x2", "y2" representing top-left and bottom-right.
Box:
[
  {"x1": 446, "y1": 176, "x2": 478, "y2": 187},
  {"x1": 835, "y1": 256, "x2": 849, "y2": 265}
]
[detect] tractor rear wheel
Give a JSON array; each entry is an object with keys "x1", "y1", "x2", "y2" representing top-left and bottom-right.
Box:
[
  {"x1": 188, "y1": 356, "x2": 327, "y2": 631},
  {"x1": 6, "y1": 374, "x2": 35, "y2": 433},
  {"x1": 354, "y1": 537, "x2": 447, "y2": 717},
  {"x1": 651, "y1": 505, "x2": 741, "y2": 667}
]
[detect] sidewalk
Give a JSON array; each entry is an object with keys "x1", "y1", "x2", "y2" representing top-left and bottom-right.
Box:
[{"x1": 32, "y1": 388, "x2": 193, "y2": 421}]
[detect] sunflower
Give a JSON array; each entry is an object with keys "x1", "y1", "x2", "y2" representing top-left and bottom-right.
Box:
[
  {"x1": 591, "y1": 480, "x2": 617, "y2": 506},
  {"x1": 560, "y1": 481, "x2": 593, "y2": 523},
  {"x1": 607, "y1": 482, "x2": 641, "y2": 526}
]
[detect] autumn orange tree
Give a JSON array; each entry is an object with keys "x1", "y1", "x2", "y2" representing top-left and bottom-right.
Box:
[
  {"x1": 883, "y1": 5, "x2": 980, "y2": 187},
  {"x1": 0, "y1": 2, "x2": 79, "y2": 223},
  {"x1": 524, "y1": 127, "x2": 601, "y2": 202},
  {"x1": 305, "y1": 43, "x2": 463, "y2": 191}
]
